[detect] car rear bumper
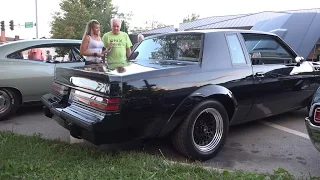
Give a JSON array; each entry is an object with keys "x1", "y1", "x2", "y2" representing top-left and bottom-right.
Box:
[
  {"x1": 41, "y1": 93, "x2": 147, "y2": 145},
  {"x1": 305, "y1": 117, "x2": 320, "y2": 152}
]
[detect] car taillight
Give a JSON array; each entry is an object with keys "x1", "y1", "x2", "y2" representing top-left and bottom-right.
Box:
[
  {"x1": 69, "y1": 90, "x2": 120, "y2": 112},
  {"x1": 52, "y1": 82, "x2": 69, "y2": 95},
  {"x1": 314, "y1": 107, "x2": 320, "y2": 123}
]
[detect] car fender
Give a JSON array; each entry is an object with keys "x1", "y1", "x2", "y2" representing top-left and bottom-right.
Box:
[{"x1": 157, "y1": 84, "x2": 238, "y2": 137}]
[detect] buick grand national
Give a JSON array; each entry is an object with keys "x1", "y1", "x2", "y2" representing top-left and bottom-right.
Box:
[{"x1": 42, "y1": 29, "x2": 319, "y2": 160}]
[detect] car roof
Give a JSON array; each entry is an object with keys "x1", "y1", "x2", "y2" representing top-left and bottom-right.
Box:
[
  {"x1": 0, "y1": 39, "x2": 82, "y2": 57},
  {"x1": 144, "y1": 29, "x2": 277, "y2": 39}
]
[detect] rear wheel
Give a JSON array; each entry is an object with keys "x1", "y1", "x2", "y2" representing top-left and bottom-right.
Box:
[
  {"x1": 0, "y1": 89, "x2": 19, "y2": 121},
  {"x1": 171, "y1": 100, "x2": 229, "y2": 161}
]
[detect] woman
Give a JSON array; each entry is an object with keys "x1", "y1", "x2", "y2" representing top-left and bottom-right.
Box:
[{"x1": 80, "y1": 19, "x2": 106, "y2": 65}]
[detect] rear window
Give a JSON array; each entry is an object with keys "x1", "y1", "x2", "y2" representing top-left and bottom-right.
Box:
[{"x1": 130, "y1": 33, "x2": 203, "y2": 62}]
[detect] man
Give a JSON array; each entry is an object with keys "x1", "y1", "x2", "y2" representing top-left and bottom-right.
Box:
[
  {"x1": 28, "y1": 48, "x2": 44, "y2": 61},
  {"x1": 46, "y1": 50, "x2": 52, "y2": 61},
  {"x1": 132, "y1": 34, "x2": 144, "y2": 50},
  {"x1": 102, "y1": 18, "x2": 132, "y2": 69}
]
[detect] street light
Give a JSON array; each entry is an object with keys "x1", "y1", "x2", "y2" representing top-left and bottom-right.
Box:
[{"x1": 35, "y1": 0, "x2": 38, "y2": 38}]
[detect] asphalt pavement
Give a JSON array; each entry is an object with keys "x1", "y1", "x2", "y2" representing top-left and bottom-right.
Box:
[{"x1": 0, "y1": 105, "x2": 319, "y2": 178}]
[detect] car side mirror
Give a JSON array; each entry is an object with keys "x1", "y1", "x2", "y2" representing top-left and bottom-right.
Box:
[{"x1": 295, "y1": 56, "x2": 304, "y2": 64}]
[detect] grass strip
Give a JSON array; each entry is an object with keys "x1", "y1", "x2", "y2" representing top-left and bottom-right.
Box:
[{"x1": 0, "y1": 131, "x2": 316, "y2": 180}]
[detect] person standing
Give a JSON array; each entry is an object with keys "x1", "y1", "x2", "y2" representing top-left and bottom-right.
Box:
[
  {"x1": 80, "y1": 19, "x2": 106, "y2": 65},
  {"x1": 102, "y1": 18, "x2": 132, "y2": 69},
  {"x1": 46, "y1": 50, "x2": 52, "y2": 61},
  {"x1": 132, "y1": 34, "x2": 144, "y2": 50}
]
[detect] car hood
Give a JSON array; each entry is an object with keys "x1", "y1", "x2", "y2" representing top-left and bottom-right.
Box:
[{"x1": 251, "y1": 12, "x2": 320, "y2": 59}]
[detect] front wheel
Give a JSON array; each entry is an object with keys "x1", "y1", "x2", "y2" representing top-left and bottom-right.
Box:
[{"x1": 171, "y1": 100, "x2": 229, "y2": 161}]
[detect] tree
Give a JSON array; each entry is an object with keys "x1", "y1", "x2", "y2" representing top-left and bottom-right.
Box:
[
  {"x1": 50, "y1": 1, "x2": 91, "y2": 40},
  {"x1": 50, "y1": 0, "x2": 121, "y2": 40},
  {"x1": 120, "y1": 20, "x2": 128, "y2": 33},
  {"x1": 117, "y1": 11, "x2": 132, "y2": 33},
  {"x1": 183, "y1": 13, "x2": 200, "y2": 23}
]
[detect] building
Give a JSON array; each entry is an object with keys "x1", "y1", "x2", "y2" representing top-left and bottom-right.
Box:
[
  {"x1": 141, "y1": 8, "x2": 320, "y2": 34},
  {"x1": 0, "y1": 34, "x2": 22, "y2": 44}
]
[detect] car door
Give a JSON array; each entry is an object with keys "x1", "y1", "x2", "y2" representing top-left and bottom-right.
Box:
[
  {"x1": 3, "y1": 51, "x2": 56, "y2": 102},
  {"x1": 41, "y1": 44, "x2": 85, "y2": 84},
  {"x1": 241, "y1": 33, "x2": 315, "y2": 121},
  {"x1": 34, "y1": 44, "x2": 85, "y2": 101}
]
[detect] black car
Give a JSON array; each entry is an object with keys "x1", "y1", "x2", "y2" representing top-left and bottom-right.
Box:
[
  {"x1": 41, "y1": 28, "x2": 320, "y2": 161},
  {"x1": 305, "y1": 86, "x2": 320, "y2": 152}
]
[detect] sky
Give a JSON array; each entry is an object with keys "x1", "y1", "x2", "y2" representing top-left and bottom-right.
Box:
[{"x1": 0, "y1": 0, "x2": 318, "y2": 39}]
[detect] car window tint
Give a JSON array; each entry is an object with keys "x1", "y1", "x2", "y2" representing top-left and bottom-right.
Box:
[
  {"x1": 45, "y1": 47, "x2": 78, "y2": 62},
  {"x1": 7, "y1": 45, "x2": 84, "y2": 63},
  {"x1": 131, "y1": 34, "x2": 202, "y2": 62},
  {"x1": 242, "y1": 34, "x2": 294, "y2": 65},
  {"x1": 226, "y1": 34, "x2": 247, "y2": 65}
]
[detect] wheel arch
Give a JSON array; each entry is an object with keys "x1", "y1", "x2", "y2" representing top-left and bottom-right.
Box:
[
  {"x1": 157, "y1": 84, "x2": 237, "y2": 137},
  {"x1": 0, "y1": 87, "x2": 23, "y2": 104}
]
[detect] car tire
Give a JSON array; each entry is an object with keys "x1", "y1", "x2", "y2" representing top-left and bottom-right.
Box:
[
  {"x1": 171, "y1": 99, "x2": 229, "y2": 161},
  {"x1": 0, "y1": 88, "x2": 19, "y2": 121}
]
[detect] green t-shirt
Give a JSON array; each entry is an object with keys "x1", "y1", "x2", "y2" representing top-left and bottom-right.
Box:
[{"x1": 102, "y1": 31, "x2": 132, "y2": 69}]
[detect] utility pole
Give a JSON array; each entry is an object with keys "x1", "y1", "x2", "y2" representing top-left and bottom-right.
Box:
[
  {"x1": 0, "y1": 21, "x2": 5, "y2": 42},
  {"x1": 151, "y1": 15, "x2": 154, "y2": 29},
  {"x1": 35, "y1": 0, "x2": 39, "y2": 38}
]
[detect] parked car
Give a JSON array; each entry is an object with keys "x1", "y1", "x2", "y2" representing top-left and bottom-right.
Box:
[
  {"x1": 0, "y1": 39, "x2": 85, "y2": 120},
  {"x1": 305, "y1": 87, "x2": 320, "y2": 152},
  {"x1": 42, "y1": 29, "x2": 319, "y2": 160}
]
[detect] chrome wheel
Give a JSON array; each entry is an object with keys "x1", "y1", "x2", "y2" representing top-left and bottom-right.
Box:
[
  {"x1": 192, "y1": 108, "x2": 224, "y2": 153},
  {"x1": 0, "y1": 90, "x2": 11, "y2": 114}
]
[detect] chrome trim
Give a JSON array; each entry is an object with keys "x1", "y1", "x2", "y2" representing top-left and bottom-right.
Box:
[
  {"x1": 191, "y1": 108, "x2": 224, "y2": 153},
  {"x1": 305, "y1": 117, "x2": 320, "y2": 152},
  {"x1": 309, "y1": 103, "x2": 320, "y2": 117},
  {"x1": 0, "y1": 89, "x2": 11, "y2": 115}
]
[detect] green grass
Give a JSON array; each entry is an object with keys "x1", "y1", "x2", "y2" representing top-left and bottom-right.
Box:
[{"x1": 0, "y1": 131, "x2": 317, "y2": 180}]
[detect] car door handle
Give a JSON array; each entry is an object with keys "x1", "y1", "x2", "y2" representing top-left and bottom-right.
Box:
[{"x1": 255, "y1": 72, "x2": 265, "y2": 78}]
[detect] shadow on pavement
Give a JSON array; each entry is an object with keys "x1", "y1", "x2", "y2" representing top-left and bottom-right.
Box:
[
  {"x1": 16, "y1": 105, "x2": 43, "y2": 115},
  {"x1": 77, "y1": 108, "x2": 308, "y2": 163}
]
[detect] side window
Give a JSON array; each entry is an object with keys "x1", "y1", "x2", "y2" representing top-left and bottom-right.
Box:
[
  {"x1": 45, "y1": 46, "x2": 82, "y2": 63},
  {"x1": 21, "y1": 48, "x2": 45, "y2": 61},
  {"x1": 225, "y1": 34, "x2": 247, "y2": 65},
  {"x1": 242, "y1": 34, "x2": 294, "y2": 65},
  {"x1": 71, "y1": 45, "x2": 85, "y2": 62},
  {"x1": 131, "y1": 34, "x2": 202, "y2": 62},
  {"x1": 7, "y1": 45, "x2": 84, "y2": 63}
]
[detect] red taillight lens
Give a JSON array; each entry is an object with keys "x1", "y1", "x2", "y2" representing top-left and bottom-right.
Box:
[
  {"x1": 69, "y1": 90, "x2": 120, "y2": 112},
  {"x1": 314, "y1": 108, "x2": 320, "y2": 123},
  {"x1": 52, "y1": 82, "x2": 69, "y2": 95}
]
